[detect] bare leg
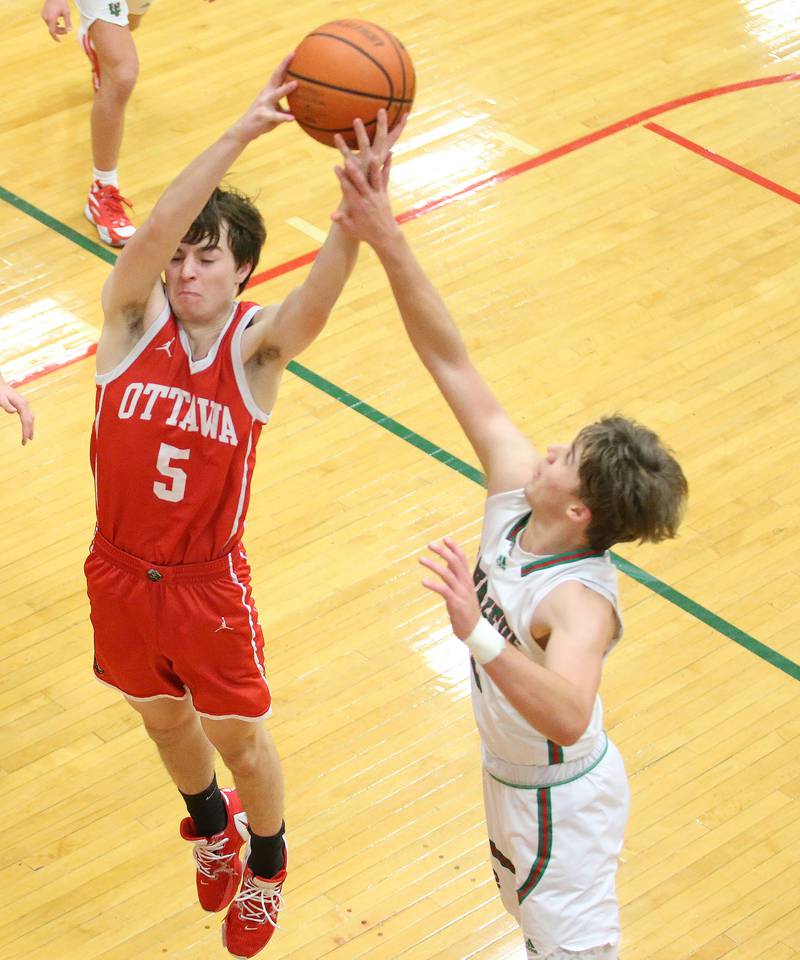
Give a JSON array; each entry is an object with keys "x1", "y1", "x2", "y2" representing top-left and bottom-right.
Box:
[
  {"x1": 201, "y1": 717, "x2": 284, "y2": 837},
  {"x1": 127, "y1": 695, "x2": 216, "y2": 794},
  {"x1": 88, "y1": 19, "x2": 139, "y2": 171}
]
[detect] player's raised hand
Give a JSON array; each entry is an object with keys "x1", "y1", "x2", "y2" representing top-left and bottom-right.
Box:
[
  {"x1": 233, "y1": 54, "x2": 298, "y2": 142},
  {"x1": 334, "y1": 109, "x2": 407, "y2": 177},
  {"x1": 419, "y1": 537, "x2": 482, "y2": 641},
  {"x1": 0, "y1": 379, "x2": 34, "y2": 446},
  {"x1": 40, "y1": 0, "x2": 71, "y2": 40}
]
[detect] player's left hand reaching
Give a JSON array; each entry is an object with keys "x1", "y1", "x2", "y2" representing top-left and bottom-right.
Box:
[
  {"x1": 0, "y1": 378, "x2": 34, "y2": 445},
  {"x1": 420, "y1": 537, "x2": 482, "y2": 641}
]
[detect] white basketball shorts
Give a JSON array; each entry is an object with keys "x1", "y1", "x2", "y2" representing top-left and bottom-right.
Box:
[{"x1": 482, "y1": 737, "x2": 630, "y2": 959}]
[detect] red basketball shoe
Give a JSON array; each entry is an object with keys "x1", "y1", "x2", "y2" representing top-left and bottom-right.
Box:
[
  {"x1": 180, "y1": 788, "x2": 249, "y2": 913},
  {"x1": 222, "y1": 846, "x2": 287, "y2": 958},
  {"x1": 85, "y1": 181, "x2": 136, "y2": 247}
]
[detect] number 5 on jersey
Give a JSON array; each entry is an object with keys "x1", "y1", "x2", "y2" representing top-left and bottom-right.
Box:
[{"x1": 154, "y1": 443, "x2": 190, "y2": 502}]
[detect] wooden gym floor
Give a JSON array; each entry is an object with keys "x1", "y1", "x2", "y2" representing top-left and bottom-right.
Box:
[{"x1": 1, "y1": 0, "x2": 799, "y2": 957}]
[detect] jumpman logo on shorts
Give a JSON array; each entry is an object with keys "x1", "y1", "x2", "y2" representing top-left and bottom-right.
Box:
[
  {"x1": 156, "y1": 338, "x2": 175, "y2": 358},
  {"x1": 215, "y1": 616, "x2": 234, "y2": 632}
]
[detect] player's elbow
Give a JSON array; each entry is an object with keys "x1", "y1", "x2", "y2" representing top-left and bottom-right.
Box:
[{"x1": 549, "y1": 710, "x2": 591, "y2": 747}]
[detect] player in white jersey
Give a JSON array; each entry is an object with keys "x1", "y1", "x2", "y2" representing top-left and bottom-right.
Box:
[
  {"x1": 0, "y1": 370, "x2": 34, "y2": 445},
  {"x1": 40, "y1": 0, "x2": 214, "y2": 246},
  {"x1": 332, "y1": 145, "x2": 688, "y2": 959}
]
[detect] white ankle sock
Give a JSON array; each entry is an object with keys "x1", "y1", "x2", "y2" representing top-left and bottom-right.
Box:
[{"x1": 92, "y1": 168, "x2": 119, "y2": 189}]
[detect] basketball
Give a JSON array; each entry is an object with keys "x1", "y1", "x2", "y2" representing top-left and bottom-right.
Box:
[{"x1": 287, "y1": 20, "x2": 415, "y2": 148}]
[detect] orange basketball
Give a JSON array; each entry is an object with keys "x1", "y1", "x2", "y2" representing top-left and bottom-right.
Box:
[{"x1": 287, "y1": 20, "x2": 415, "y2": 148}]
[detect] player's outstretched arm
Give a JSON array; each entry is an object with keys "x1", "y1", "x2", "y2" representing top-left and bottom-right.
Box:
[
  {"x1": 245, "y1": 111, "x2": 406, "y2": 367},
  {"x1": 333, "y1": 155, "x2": 538, "y2": 494},
  {"x1": 0, "y1": 372, "x2": 34, "y2": 445},
  {"x1": 101, "y1": 56, "x2": 297, "y2": 336},
  {"x1": 40, "y1": 0, "x2": 71, "y2": 40},
  {"x1": 421, "y1": 538, "x2": 614, "y2": 745}
]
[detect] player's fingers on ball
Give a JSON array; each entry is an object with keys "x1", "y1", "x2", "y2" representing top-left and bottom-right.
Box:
[
  {"x1": 274, "y1": 80, "x2": 297, "y2": 101},
  {"x1": 270, "y1": 51, "x2": 295, "y2": 86}
]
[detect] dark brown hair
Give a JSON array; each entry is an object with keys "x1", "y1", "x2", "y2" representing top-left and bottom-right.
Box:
[
  {"x1": 575, "y1": 416, "x2": 688, "y2": 551},
  {"x1": 182, "y1": 186, "x2": 266, "y2": 294}
]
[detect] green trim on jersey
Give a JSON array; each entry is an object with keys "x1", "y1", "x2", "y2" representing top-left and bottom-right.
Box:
[
  {"x1": 521, "y1": 548, "x2": 605, "y2": 577},
  {"x1": 506, "y1": 512, "x2": 532, "y2": 543},
  {"x1": 501, "y1": 512, "x2": 605, "y2": 577},
  {"x1": 487, "y1": 734, "x2": 609, "y2": 790}
]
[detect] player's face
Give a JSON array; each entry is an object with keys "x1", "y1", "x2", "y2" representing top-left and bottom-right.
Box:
[
  {"x1": 165, "y1": 228, "x2": 250, "y2": 324},
  {"x1": 524, "y1": 442, "x2": 583, "y2": 512}
]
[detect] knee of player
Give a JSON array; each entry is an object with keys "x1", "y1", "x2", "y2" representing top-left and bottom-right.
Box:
[
  {"x1": 142, "y1": 711, "x2": 198, "y2": 747},
  {"x1": 101, "y1": 59, "x2": 139, "y2": 100},
  {"x1": 217, "y1": 741, "x2": 262, "y2": 778}
]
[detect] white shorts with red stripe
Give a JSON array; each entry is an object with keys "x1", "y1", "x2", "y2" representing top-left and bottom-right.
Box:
[{"x1": 482, "y1": 735, "x2": 629, "y2": 959}]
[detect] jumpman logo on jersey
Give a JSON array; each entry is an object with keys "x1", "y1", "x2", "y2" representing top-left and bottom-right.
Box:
[
  {"x1": 156, "y1": 338, "x2": 175, "y2": 358},
  {"x1": 215, "y1": 616, "x2": 234, "y2": 632}
]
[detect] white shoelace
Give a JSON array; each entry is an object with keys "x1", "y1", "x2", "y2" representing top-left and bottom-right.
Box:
[
  {"x1": 192, "y1": 835, "x2": 237, "y2": 879},
  {"x1": 234, "y1": 877, "x2": 284, "y2": 928}
]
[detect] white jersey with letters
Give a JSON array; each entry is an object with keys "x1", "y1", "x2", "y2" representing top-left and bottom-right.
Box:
[{"x1": 471, "y1": 488, "x2": 622, "y2": 775}]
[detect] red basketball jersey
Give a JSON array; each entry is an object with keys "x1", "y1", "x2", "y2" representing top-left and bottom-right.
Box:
[{"x1": 90, "y1": 299, "x2": 269, "y2": 564}]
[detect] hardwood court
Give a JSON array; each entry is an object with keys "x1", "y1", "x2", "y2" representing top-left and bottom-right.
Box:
[{"x1": 2, "y1": 0, "x2": 800, "y2": 957}]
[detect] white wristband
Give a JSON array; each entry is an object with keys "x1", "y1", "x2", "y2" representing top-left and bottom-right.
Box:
[{"x1": 464, "y1": 618, "x2": 506, "y2": 665}]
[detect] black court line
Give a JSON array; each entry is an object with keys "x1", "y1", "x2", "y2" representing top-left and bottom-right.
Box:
[{"x1": 2, "y1": 187, "x2": 797, "y2": 683}]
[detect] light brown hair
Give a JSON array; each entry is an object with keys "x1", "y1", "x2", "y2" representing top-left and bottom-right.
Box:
[{"x1": 575, "y1": 416, "x2": 688, "y2": 551}]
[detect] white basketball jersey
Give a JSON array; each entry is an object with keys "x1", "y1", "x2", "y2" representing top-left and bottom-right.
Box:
[{"x1": 471, "y1": 488, "x2": 623, "y2": 768}]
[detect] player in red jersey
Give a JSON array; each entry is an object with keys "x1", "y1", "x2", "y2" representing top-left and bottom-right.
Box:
[
  {"x1": 85, "y1": 57, "x2": 403, "y2": 958},
  {"x1": 0, "y1": 371, "x2": 34, "y2": 445}
]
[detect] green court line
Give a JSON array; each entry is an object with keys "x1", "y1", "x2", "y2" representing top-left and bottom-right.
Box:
[
  {"x1": 0, "y1": 185, "x2": 117, "y2": 265},
  {"x1": 3, "y1": 183, "x2": 796, "y2": 682},
  {"x1": 290, "y1": 360, "x2": 800, "y2": 683}
]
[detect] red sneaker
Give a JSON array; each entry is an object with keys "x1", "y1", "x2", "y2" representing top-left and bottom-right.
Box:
[
  {"x1": 180, "y1": 788, "x2": 249, "y2": 913},
  {"x1": 222, "y1": 846, "x2": 287, "y2": 958},
  {"x1": 78, "y1": 29, "x2": 101, "y2": 92},
  {"x1": 85, "y1": 181, "x2": 136, "y2": 247}
]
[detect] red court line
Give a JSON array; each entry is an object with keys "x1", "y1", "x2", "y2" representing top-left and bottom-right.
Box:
[
  {"x1": 9, "y1": 343, "x2": 98, "y2": 388},
  {"x1": 11, "y1": 73, "x2": 800, "y2": 382},
  {"x1": 644, "y1": 121, "x2": 800, "y2": 204},
  {"x1": 247, "y1": 72, "x2": 800, "y2": 288}
]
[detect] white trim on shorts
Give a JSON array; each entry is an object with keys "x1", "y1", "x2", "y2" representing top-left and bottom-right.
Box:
[{"x1": 93, "y1": 673, "x2": 189, "y2": 702}]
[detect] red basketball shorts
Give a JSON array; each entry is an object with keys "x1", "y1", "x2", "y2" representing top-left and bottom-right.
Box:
[{"x1": 85, "y1": 531, "x2": 272, "y2": 721}]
